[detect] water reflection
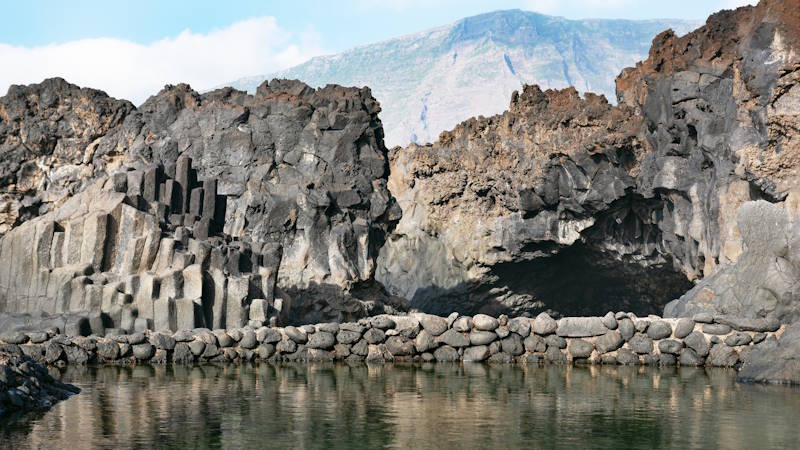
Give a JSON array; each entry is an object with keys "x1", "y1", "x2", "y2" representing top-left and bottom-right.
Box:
[{"x1": 3, "y1": 364, "x2": 799, "y2": 449}]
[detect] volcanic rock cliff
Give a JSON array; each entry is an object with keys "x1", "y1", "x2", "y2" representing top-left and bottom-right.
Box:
[
  {"x1": 378, "y1": 0, "x2": 800, "y2": 319},
  {"x1": 0, "y1": 78, "x2": 402, "y2": 330}
]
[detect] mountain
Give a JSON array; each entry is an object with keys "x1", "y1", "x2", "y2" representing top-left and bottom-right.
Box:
[{"x1": 226, "y1": 10, "x2": 699, "y2": 147}]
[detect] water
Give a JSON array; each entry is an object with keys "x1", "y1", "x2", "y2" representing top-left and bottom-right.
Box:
[{"x1": 2, "y1": 363, "x2": 799, "y2": 449}]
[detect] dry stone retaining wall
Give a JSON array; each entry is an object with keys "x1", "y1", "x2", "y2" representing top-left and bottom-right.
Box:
[{"x1": 0, "y1": 312, "x2": 782, "y2": 368}]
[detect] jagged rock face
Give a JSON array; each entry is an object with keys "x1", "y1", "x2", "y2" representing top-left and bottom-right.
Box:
[
  {"x1": 0, "y1": 78, "x2": 134, "y2": 234},
  {"x1": 378, "y1": 0, "x2": 799, "y2": 318},
  {"x1": 0, "y1": 78, "x2": 401, "y2": 326}
]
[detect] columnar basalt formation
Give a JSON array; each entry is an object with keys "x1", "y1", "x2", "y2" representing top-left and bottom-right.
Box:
[
  {"x1": 377, "y1": 0, "x2": 800, "y2": 319},
  {"x1": 0, "y1": 78, "x2": 403, "y2": 326}
]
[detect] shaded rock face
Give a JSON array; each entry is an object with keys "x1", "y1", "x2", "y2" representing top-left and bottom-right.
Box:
[
  {"x1": 377, "y1": 0, "x2": 799, "y2": 318},
  {"x1": 0, "y1": 78, "x2": 402, "y2": 327}
]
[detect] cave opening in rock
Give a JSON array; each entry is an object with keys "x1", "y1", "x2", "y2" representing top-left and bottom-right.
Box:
[{"x1": 488, "y1": 242, "x2": 693, "y2": 318}]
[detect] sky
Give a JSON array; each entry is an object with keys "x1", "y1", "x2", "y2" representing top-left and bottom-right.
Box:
[{"x1": 0, "y1": 0, "x2": 757, "y2": 105}]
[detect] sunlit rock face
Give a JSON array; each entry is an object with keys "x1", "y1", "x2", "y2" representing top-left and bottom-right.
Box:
[
  {"x1": 0, "y1": 78, "x2": 404, "y2": 327},
  {"x1": 378, "y1": 0, "x2": 800, "y2": 318}
]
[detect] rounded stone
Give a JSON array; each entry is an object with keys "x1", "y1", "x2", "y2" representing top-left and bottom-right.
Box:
[
  {"x1": 628, "y1": 333, "x2": 654, "y2": 354},
  {"x1": 708, "y1": 344, "x2": 738, "y2": 367},
  {"x1": 692, "y1": 312, "x2": 714, "y2": 323},
  {"x1": 618, "y1": 318, "x2": 635, "y2": 341},
  {"x1": 616, "y1": 348, "x2": 639, "y2": 365},
  {"x1": 545, "y1": 334, "x2": 567, "y2": 349},
  {"x1": 601, "y1": 312, "x2": 618, "y2": 330},
  {"x1": 1, "y1": 332, "x2": 29, "y2": 345},
  {"x1": 438, "y1": 329, "x2": 470, "y2": 348},
  {"x1": 532, "y1": 313, "x2": 557, "y2": 335},
  {"x1": 658, "y1": 339, "x2": 683, "y2": 355},
  {"x1": 307, "y1": 331, "x2": 336, "y2": 350},
  {"x1": 317, "y1": 323, "x2": 340, "y2": 334},
  {"x1": 469, "y1": 330, "x2": 497, "y2": 346},
  {"x1": 189, "y1": 339, "x2": 206, "y2": 356},
  {"x1": 370, "y1": 316, "x2": 396, "y2": 330},
  {"x1": 673, "y1": 318, "x2": 695, "y2": 338},
  {"x1": 364, "y1": 328, "x2": 386, "y2": 344},
  {"x1": 646, "y1": 321, "x2": 672, "y2": 340},
  {"x1": 495, "y1": 326, "x2": 510, "y2": 339},
  {"x1": 284, "y1": 326, "x2": 308, "y2": 344},
  {"x1": 418, "y1": 314, "x2": 449, "y2": 336},
  {"x1": 336, "y1": 330, "x2": 362, "y2": 345},
  {"x1": 500, "y1": 334, "x2": 524, "y2": 356},
  {"x1": 545, "y1": 347, "x2": 566, "y2": 363},
  {"x1": 213, "y1": 330, "x2": 234, "y2": 347},
  {"x1": 508, "y1": 318, "x2": 531, "y2": 337},
  {"x1": 595, "y1": 331, "x2": 624, "y2": 354},
  {"x1": 433, "y1": 345, "x2": 459, "y2": 362},
  {"x1": 523, "y1": 335, "x2": 546, "y2": 353},
  {"x1": 132, "y1": 343, "x2": 155, "y2": 360},
  {"x1": 568, "y1": 339, "x2": 594, "y2": 359},
  {"x1": 488, "y1": 352, "x2": 513, "y2": 364},
  {"x1": 702, "y1": 323, "x2": 732, "y2": 335},
  {"x1": 659, "y1": 353, "x2": 677, "y2": 366},
  {"x1": 258, "y1": 327, "x2": 283, "y2": 344},
  {"x1": 463, "y1": 345, "x2": 489, "y2": 362},
  {"x1": 385, "y1": 336, "x2": 415, "y2": 356},
  {"x1": 452, "y1": 316, "x2": 473, "y2": 332},
  {"x1": 239, "y1": 330, "x2": 258, "y2": 349},
  {"x1": 257, "y1": 343, "x2": 275, "y2": 359},
  {"x1": 684, "y1": 332, "x2": 710, "y2": 357},
  {"x1": 149, "y1": 333, "x2": 176, "y2": 350},
  {"x1": 679, "y1": 348, "x2": 704, "y2": 366},
  {"x1": 473, "y1": 314, "x2": 499, "y2": 331}
]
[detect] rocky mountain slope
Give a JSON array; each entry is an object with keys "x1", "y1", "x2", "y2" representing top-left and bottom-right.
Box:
[
  {"x1": 227, "y1": 10, "x2": 698, "y2": 147},
  {"x1": 377, "y1": 0, "x2": 800, "y2": 321}
]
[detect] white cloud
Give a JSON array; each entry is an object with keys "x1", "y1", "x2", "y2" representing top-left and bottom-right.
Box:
[{"x1": 0, "y1": 17, "x2": 325, "y2": 105}]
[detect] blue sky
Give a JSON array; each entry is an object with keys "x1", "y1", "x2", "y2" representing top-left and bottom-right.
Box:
[{"x1": 0, "y1": 0, "x2": 754, "y2": 103}]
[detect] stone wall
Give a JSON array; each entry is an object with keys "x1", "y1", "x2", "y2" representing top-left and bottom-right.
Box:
[{"x1": 0, "y1": 311, "x2": 783, "y2": 369}]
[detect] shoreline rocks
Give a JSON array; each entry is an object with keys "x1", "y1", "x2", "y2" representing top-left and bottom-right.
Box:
[
  {"x1": 0, "y1": 311, "x2": 785, "y2": 379},
  {"x1": 0, "y1": 350, "x2": 80, "y2": 418}
]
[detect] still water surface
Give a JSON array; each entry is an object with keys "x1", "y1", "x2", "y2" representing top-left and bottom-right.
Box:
[{"x1": 2, "y1": 363, "x2": 799, "y2": 449}]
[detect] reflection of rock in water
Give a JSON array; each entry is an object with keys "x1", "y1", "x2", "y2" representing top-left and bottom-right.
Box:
[{"x1": 3, "y1": 364, "x2": 800, "y2": 448}]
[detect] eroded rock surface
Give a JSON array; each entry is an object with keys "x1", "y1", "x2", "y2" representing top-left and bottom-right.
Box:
[
  {"x1": 0, "y1": 78, "x2": 403, "y2": 328},
  {"x1": 378, "y1": 0, "x2": 800, "y2": 318}
]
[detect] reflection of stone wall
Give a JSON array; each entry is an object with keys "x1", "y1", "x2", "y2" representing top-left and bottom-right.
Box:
[
  {"x1": 8, "y1": 364, "x2": 800, "y2": 448},
  {"x1": 0, "y1": 311, "x2": 783, "y2": 370},
  {"x1": 0, "y1": 156, "x2": 287, "y2": 334}
]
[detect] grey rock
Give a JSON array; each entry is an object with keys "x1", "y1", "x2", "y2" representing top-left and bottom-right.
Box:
[
  {"x1": 213, "y1": 331, "x2": 234, "y2": 348},
  {"x1": 714, "y1": 316, "x2": 781, "y2": 332},
  {"x1": 257, "y1": 328, "x2": 282, "y2": 344},
  {"x1": 276, "y1": 339, "x2": 297, "y2": 354},
  {"x1": 684, "y1": 332, "x2": 710, "y2": 357},
  {"x1": 692, "y1": 312, "x2": 714, "y2": 323},
  {"x1": 702, "y1": 323, "x2": 732, "y2": 335},
  {"x1": 127, "y1": 333, "x2": 146, "y2": 345},
  {"x1": 370, "y1": 316, "x2": 396, "y2": 330},
  {"x1": 433, "y1": 345, "x2": 459, "y2": 362},
  {"x1": 452, "y1": 316, "x2": 473, "y2": 332},
  {"x1": 601, "y1": 312, "x2": 618, "y2": 330},
  {"x1": 188, "y1": 339, "x2": 206, "y2": 356},
  {"x1": 351, "y1": 339, "x2": 369, "y2": 356},
  {"x1": 752, "y1": 332, "x2": 767, "y2": 344},
  {"x1": 568, "y1": 339, "x2": 594, "y2": 359},
  {"x1": 473, "y1": 314, "x2": 499, "y2": 331},
  {"x1": 488, "y1": 352, "x2": 513, "y2": 364},
  {"x1": 308, "y1": 349, "x2": 335, "y2": 361},
  {"x1": 336, "y1": 330, "x2": 362, "y2": 345},
  {"x1": 646, "y1": 321, "x2": 672, "y2": 340},
  {"x1": 659, "y1": 353, "x2": 677, "y2": 366},
  {"x1": 708, "y1": 345, "x2": 739, "y2": 367},
  {"x1": 96, "y1": 341, "x2": 120, "y2": 360},
  {"x1": 658, "y1": 339, "x2": 683, "y2": 355},
  {"x1": 545, "y1": 334, "x2": 566, "y2": 349},
  {"x1": 385, "y1": 336, "x2": 415, "y2": 356},
  {"x1": 438, "y1": 329, "x2": 470, "y2": 348},
  {"x1": 545, "y1": 347, "x2": 566, "y2": 363},
  {"x1": 495, "y1": 326, "x2": 510, "y2": 339},
  {"x1": 316, "y1": 323, "x2": 340, "y2": 334},
  {"x1": 364, "y1": 328, "x2": 386, "y2": 344},
  {"x1": 418, "y1": 314, "x2": 448, "y2": 336},
  {"x1": 532, "y1": 313, "x2": 557, "y2": 335},
  {"x1": 523, "y1": 334, "x2": 547, "y2": 353},
  {"x1": 556, "y1": 317, "x2": 607, "y2": 337},
  {"x1": 679, "y1": 348, "x2": 704, "y2": 366},
  {"x1": 673, "y1": 318, "x2": 695, "y2": 339},
  {"x1": 340, "y1": 322, "x2": 366, "y2": 334},
  {"x1": 618, "y1": 318, "x2": 635, "y2": 341},
  {"x1": 149, "y1": 333, "x2": 176, "y2": 350},
  {"x1": 725, "y1": 332, "x2": 752, "y2": 347},
  {"x1": 463, "y1": 345, "x2": 490, "y2": 362},
  {"x1": 257, "y1": 343, "x2": 275, "y2": 359},
  {"x1": 616, "y1": 348, "x2": 639, "y2": 365},
  {"x1": 173, "y1": 342, "x2": 194, "y2": 363},
  {"x1": 628, "y1": 333, "x2": 654, "y2": 354},
  {"x1": 239, "y1": 330, "x2": 257, "y2": 349},
  {"x1": 634, "y1": 320, "x2": 649, "y2": 333},
  {"x1": 284, "y1": 327, "x2": 308, "y2": 344},
  {"x1": 501, "y1": 334, "x2": 524, "y2": 356},
  {"x1": 1, "y1": 332, "x2": 29, "y2": 345},
  {"x1": 132, "y1": 343, "x2": 155, "y2": 360},
  {"x1": 594, "y1": 331, "x2": 624, "y2": 354},
  {"x1": 738, "y1": 322, "x2": 800, "y2": 384},
  {"x1": 507, "y1": 317, "x2": 531, "y2": 337},
  {"x1": 469, "y1": 330, "x2": 498, "y2": 346},
  {"x1": 307, "y1": 331, "x2": 336, "y2": 350}
]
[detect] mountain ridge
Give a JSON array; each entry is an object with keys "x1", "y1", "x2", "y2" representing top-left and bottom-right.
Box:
[{"x1": 226, "y1": 9, "x2": 700, "y2": 146}]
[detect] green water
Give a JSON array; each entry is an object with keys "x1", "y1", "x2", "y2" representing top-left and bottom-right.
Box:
[{"x1": 2, "y1": 363, "x2": 799, "y2": 449}]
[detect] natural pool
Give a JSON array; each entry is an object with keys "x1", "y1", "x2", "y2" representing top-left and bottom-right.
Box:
[{"x1": 2, "y1": 363, "x2": 799, "y2": 449}]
